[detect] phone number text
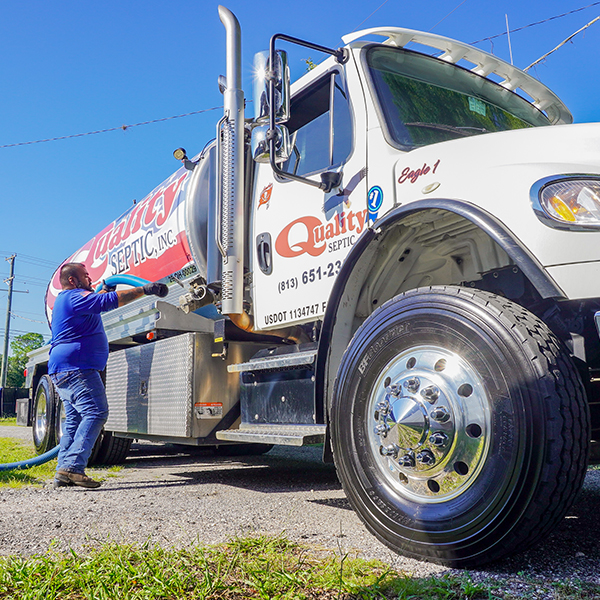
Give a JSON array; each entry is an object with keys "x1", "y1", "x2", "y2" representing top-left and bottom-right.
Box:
[{"x1": 277, "y1": 261, "x2": 342, "y2": 294}]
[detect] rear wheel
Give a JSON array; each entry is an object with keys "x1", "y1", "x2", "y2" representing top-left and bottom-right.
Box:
[
  {"x1": 88, "y1": 431, "x2": 132, "y2": 465},
  {"x1": 331, "y1": 286, "x2": 589, "y2": 567},
  {"x1": 32, "y1": 375, "x2": 58, "y2": 454}
]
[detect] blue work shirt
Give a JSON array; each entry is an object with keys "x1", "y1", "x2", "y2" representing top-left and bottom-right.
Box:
[{"x1": 49, "y1": 289, "x2": 119, "y2": 374}]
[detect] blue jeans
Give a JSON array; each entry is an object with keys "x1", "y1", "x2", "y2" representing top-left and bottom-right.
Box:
[{"x1": 50, "y1": 369, "x2": 108, "y2": 474}]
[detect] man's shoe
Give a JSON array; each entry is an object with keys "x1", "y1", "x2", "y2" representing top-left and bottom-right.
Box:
[
  {"x1": 56, "y1": 470, "x2": 102, "y2": 489},
  {"x1": 53, "y1": 476, "x2": 73, "y2": 489}
]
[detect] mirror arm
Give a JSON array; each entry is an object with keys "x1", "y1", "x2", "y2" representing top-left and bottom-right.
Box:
[
  {"x1": 267, "y1": 34, "x2": 345, "y2": 193},
  {"x1": 270, "y1": 33, "x2": 349, "y2": 65},
  {"x1": 268, "y1": 135, "x2": 327, "y2": 191},
  {"x1": 267, "y1": 137, "x2": 341, "y2": 192}
]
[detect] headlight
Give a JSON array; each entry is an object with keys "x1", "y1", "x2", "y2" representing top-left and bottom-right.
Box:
[{"x1": 532, "y1": 176, "x2": 600, "y2": 230}]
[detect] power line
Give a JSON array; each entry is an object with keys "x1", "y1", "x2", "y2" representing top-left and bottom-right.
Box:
[
  {"x1": 0, "y1": 106, "x2": 221, "y2": 149},
  {"x1": 524, "y1": 15, "x2": 600, "y2": 71},
  {"x1": 350, "y1": 0, "x2": 392, "y2": 33},
  {"x1": 9, "y1": 309, "x2": 46, "y2": 317},
  {"x1": 0, "y1": 3, "x2": 598, "y2": 153},
  {"x1": 0, "y1": 327, "x2": 47, "y2": 335},
  {"x1": 16, "y1": 276, "x2": 48, "y2": 284},
  {"x1": 429, "y1": 0, "x2": 469, "y2": 32},
  {"x1": 0, "y1": 252, "x2": 59, "y2": 268},
  {"x1": 9, "y1": 311, "x2": 47, "y2": 325},
  {"x1": 471, "y1": 2, "x2": 600, "y2": 45},
  {"x1": 0, "y1": 274, "x2": 48, "y2": 284},
  {"x1": 9, "y1": 280, "x2": 45, "y2": 288}
]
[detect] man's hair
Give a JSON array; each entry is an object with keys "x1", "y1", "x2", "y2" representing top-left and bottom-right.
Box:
[{"x1": 59, "y1": 263, "x2": 85, "y2": 287}]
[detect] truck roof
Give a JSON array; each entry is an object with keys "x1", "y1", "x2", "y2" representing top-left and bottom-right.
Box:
[{"x1": 343, "y1": 27, "x2": 572, "y2": 126}]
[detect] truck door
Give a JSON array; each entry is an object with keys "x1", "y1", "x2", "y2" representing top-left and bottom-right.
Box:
[{"x1": 251, "y1": 69, "x2": 367, "y2": 331}]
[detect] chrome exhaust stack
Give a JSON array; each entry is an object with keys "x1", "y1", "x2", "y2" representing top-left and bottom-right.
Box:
[{"x1": 217, "y1": 6, "x2": 245, "y2": 315}]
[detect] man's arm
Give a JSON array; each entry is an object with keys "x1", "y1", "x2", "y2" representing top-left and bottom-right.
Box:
[
  {"x1": 71, "y1": 282, "x2": 169, "y2": 314},
  {"x1": 116, "y1": 287, "x2": 145, "y2": 307},
  {"x1": 117, "y1": 282, "x2": 169, "y2": 307}
]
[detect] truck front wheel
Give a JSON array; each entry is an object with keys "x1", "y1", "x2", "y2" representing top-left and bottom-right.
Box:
[{"x1": 331, "y1": 286, "x2": 589, "y2": 567}]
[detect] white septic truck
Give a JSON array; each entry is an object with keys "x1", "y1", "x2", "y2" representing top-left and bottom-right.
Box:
[{"x1": 23, "y1": 6, "x2": 600, "y2": 566}]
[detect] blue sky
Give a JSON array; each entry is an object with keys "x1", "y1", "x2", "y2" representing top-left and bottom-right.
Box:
[{"x1": 1, "y1": 0, "x2": 599, "y2": 345}]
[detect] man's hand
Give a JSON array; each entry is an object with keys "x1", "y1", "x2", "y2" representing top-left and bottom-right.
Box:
[
  {"x1": 101, "y1": 280, "x2": 117, "y2": 293},
  {"x1": 143, "y1": 282, "x2": 169, "y2": 298}
]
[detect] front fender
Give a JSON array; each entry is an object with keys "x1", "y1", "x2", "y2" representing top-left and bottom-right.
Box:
[{"x1": 315, "y1": 198, "x2": 565, "y2": 418}]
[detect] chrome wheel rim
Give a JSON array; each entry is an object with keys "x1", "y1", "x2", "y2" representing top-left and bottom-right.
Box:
[
  {"x1": 367, "y1": 345, "x2": 491, "y2": 503},
  {"x1": 34, "y1": 388, "x2": 48, "y2": 445},
  {"x1": 58, "y1": 400, "x2": 66, "y2": 442}
]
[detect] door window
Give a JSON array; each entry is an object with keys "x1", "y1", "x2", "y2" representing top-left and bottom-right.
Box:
[{"x1": 281, "y1": 72, "x2": 353, "y2": 177}]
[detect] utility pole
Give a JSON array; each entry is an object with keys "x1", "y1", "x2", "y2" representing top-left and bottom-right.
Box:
[{"x1": 1, "y1": 254, "x2": 16, "y2": 414}]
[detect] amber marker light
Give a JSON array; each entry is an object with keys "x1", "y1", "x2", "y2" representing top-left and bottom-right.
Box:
[{"x1": 549, "y1": 195, "x2": 577, "y2": 222}]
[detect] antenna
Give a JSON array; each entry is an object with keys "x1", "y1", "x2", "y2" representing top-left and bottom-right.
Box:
[{"x1": 505, "y1": 14, "x2": 514, "y2": 65}]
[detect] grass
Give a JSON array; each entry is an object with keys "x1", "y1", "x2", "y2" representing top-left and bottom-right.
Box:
[
  {"x1": 0, "y1": 417, "x2": 17, "y2": 426},
  {"x1": 0, "y1": 435, "x2": 117, "y2": 488},
  {"x1": 552, "y1": 580, "x2": 600, "y2": 599},
  {"x1": 1, "y1": 430, "x2": 599, "y2": 599},
  {"x1": 0, "y1": 437, "x2": 56, "y2": 487},
  {"x1": 2, "y1": 534, "x2": 597, "y2": 599},
  {"x1": 0, "y1": 536, "x2": 496, "y2": 600}
]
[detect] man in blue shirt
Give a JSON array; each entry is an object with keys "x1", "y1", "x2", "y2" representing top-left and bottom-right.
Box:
[{"x1": 49, "y1": 262, "x2": 168, "y2": 488}]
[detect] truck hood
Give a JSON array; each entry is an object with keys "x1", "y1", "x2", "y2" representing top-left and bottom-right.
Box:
[
  {"x1": 395, "y1": 122, "x2": 600, "y2": 180},
  {"x1": 391, "y1": 121, "x2": 600, "y2": 273}
]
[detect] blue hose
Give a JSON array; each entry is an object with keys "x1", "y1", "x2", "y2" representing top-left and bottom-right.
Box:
[
  {"x1": 0, "y1": 445, "x2": 59, "y2": 471},
  {"x1": 94, "y1": 273, "x2": 150, "y2": 292}
]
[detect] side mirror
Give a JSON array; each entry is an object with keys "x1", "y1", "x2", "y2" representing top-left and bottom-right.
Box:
[
  {"x1": 251, "y1": 124, "x2": 291, "y2": 164},
  {"x1": 253, "y1": 50, "x2": 290, "y2": 124}
]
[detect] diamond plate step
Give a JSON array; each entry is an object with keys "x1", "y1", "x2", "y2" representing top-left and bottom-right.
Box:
[
  {"x1": 216, "y1": 424, "x2": 326, "y2": 446},
  {"x1": 227, "y1": 349, "x2": 317, "y2": 373}
]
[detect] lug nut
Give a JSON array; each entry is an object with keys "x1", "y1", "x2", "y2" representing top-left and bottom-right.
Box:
[
  {"x1": 374, "y1": 423, "x2": 389, "y2": 437},
  {"x1": 404, "y1": 377, "x2": 420, "y2": 393},
  {"x1": 379, "y1": 444, "x2": 399, "y2": 458},
  {"x1": 421, "y1": 385, "x2": 440, "y2": 403},
  {"x1": 416, "y1": 449, "x2": 436, "y2": 465},
  {"x1": 389, "y1": 384, "x2": 400, "y2": 397},
  {"x1": 429, "y1": 432, "x2": 449, "y2": 448},
  {"x1": 430, "y1": 406, "x2": 451, "y2": 423},
  {"x1": 398, "y1": 454, "x2": 416, "y2": 468},
  {"x1": 375, "y1": 401, "x2": 390, "y2": 416}
]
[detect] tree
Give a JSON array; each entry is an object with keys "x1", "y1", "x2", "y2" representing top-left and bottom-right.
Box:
[{"x1": 0, "y1": 333, "x2": 45, "y2": 388}]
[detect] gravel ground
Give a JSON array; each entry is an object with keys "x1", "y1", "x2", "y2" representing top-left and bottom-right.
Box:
[{"x1": 1, "y1": 425, "x2": 600, "y2": 597}]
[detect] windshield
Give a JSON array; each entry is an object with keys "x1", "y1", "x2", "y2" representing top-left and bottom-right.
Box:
[{"x1": 365, "y1": 46, "x2": 550, "y2": 149}]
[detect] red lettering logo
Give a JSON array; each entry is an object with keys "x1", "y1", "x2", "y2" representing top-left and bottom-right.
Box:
[
  {"x1": 275, "y1": 216, "x2": 326, "y2": 257},
  {"x1": 275, "y1": 209, "x2": 369, "y2": 259}
]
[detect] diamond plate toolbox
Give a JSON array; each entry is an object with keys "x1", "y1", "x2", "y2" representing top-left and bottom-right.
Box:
[{"x1": 105, "y1": 333, "x2": 196, "y2": 437}]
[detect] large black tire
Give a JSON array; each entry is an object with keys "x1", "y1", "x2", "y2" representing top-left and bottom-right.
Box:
[
  {"x1": 32, "y1": 375, "x2": 58, "y2": 454},
  {"x1": 331, "y1": 286, "x2": 589, "y2": 567},
  {"x1": 88, "y1": 431, "x2": 132, "y2": 465}
]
